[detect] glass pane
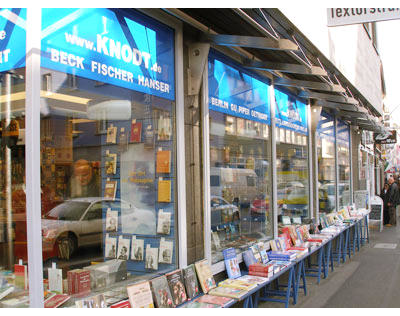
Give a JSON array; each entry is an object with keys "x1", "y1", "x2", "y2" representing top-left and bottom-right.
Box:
[
  {"x1": 337, "y1": 120, "x2": 350, "y2": 208},
  {"x1": 275, "y1": 89, "x2": 310, "y2": 224},
  {"x1": 40, "y1": 8, "x2": 177, "y2": 307},
  {"x1": 317, "y1": 111, "x2": 336, "y2": 213},
  {"x1": 0, "y1": 8, "x2": 29, "y2": 308},
  {"x1": 208, "y1": 53, "x2": 272, "y2": 265}
]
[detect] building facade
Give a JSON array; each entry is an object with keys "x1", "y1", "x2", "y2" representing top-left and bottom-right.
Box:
[{"x1": 0, "y1": 8, "x2": 386, "y2": 307}]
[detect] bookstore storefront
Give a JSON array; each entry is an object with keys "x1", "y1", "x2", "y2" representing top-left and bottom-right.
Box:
[
  {"x1": 0, "y1": 8, "x2": 186, "y2": 307},
  {"x1": 205, "y1": 49, "x2": 312, "y2": 271}
]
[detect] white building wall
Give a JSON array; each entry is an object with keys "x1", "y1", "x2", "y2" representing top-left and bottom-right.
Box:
[{"x1": 280, "y1": 8, "x2": 383, "y2": 115}]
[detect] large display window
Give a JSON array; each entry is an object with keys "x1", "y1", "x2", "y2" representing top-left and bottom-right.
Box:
[
  {"x1": 39, "y1": 9, "x2": 177, "y2": 307},
  {"x1": 274, "y1": 89, "x2": 309, "y2": 223},
  {"x1": 317, "y1": 111, "x2": 336, "y2": 213},
  {"x1": 208, "y1": 52, "x2": 272, "y2": 264},
  {"x1": 0, "y1": 8, "x2": 30, "y2": 308}
]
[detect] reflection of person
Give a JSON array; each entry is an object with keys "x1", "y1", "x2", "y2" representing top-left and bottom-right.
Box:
[{"x1": 70, "y1": 159, "x2": 100, "y2": 198}]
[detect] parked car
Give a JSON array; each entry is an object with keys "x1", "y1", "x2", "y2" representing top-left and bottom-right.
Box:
[{"x1": 41, "y1": 197, "x2": 154, "y2": 260}]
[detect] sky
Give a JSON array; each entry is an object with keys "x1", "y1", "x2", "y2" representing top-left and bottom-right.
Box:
[{"x1": 377, "y1": 19, "x2": 400, "y2": 122}]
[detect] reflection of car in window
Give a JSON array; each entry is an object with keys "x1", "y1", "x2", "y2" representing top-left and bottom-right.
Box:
[{"x1": 41, "y1": 197, "x2": 150, "y2": 260}]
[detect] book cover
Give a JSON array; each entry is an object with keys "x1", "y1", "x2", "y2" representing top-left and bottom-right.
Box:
[
  {"x1": 208, "y1": 286, "x2": 247, "y2": 300},
  {"x1": 145, "y1": 246, "x2": 159, "y2": 270},
  {"x1": 259, "y1": 249, "x2": 269, "y2": 264},
  {"x1": 181, "y1": 301, "x2": 220, "y2": 308},
  {"x1": 118, "y1": 127, "x2": 128, "y2": 153},
  {"x1": 249, "y1": 245, "x2": 262, "y2": 263},
  {"x1": 277, "y1": 237, "x2": 287, "y2": 251},
  {"x1": 157, "y1": 115, "x2": 171, "y2": 141},
  {"x1": 158, "y1": 179, "x2": 171, "y2": 203},
  {"x1": 144, "y1": 124, "x2": 155, "y2": 148},
  {"x1": 237, "y1": 275, "x2": 268, "y2": 285},
  {"x1": 131, "y1": 237, "x2": 144, "y2": 261},
  {"x1": 158, "y1": 238, "x2": 173, "y2": 264},
  {"x1": 14, "y1": 264, "x2": 28, "y2": 290},
  {"x1": 156, "y1": 150, "x2": 171, "y2": 174},
  {"x1": 218, "y1": 279, "x2": 257, "y2": 291},
  {"x1": 105, "y1": 235, "x2": 117, "y2": 259},
  {"x1": 106, "y1": 125, "x2": 117, "y2": 144},
  {"x1": 67, "y1": 270, "x2": 76, "y2": 295},
  {"x1": 105, "y1": 208, "x2": 118, "y2": 232},
  {"x1": 222, "y1": 247, "x2": 241, "y2": 279},
  {"x1": 150, "y1": 275, "x2": 174, "y2": 308},
  {"x1": 130, "y1": 121, "x2": 142, "y2": 143},
  {"x1": 0, "y1": 285, "x2": 14, "y2": 301},
  {"x1": 242, "y1": 250, "x2": 258, "y2": 269},
  {"x1": 44, "y1": 294, "x2": 70, "y2": 308},
  {"x1": 127, "y1": 281, "x2": 154, "y2": 308},
  {"x1": 182, "y1": 264, "x2": 200, "y2": 300},
  {"x1": 166, "y1": 269, "x2": 187, "y2": 306},
  {"x1": 194, "y1": 259, "x2": 216, "y2": 294},
  {"x1": 75, "y1": 294, "x2": 106, "y2": 308},
  {"x1": 105, "y1": 153, "x2": 117, "y2": 175},
  {"x1": 117, "y1": 236, "x2": 130, "y2": 261},
  {"x1": 157, "y1": 210, "x2": 171, "y2": 235},
  {"x1": 110, "y1": 299, "x2": 131, "y2": 308},
  {"x1": 48, "y1": 267, "x2": 63, "y2": 293},
  {"x1": 195, "y1": 294, "x2": 234, "y2": 307},
  {"x1": 104, "y1": 180, "x2": 117, "y2": 200},
  {"x1": 75, "y1": 269, "x2": 91, "y2": 295}
]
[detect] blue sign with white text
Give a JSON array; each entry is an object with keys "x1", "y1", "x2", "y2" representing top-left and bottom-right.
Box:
[
  {"x1": 208, "y1": 53, "x2": 270, "y2": 125},
  {"x1": 0, "y1": 8, "x2": 26, "y2": 72},
  {"x1": 274, "y1": 88, "x2": 308, "y2": 135},
  {"x1": 41, "y1": 9, "x2": 175, "y2": 100}
]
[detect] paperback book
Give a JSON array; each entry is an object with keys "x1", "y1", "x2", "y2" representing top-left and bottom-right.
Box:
[
  {"x1": 75, "y1": 294, "x2": 106, "y2": 308},
  {"x1": 208, "y1": 286, "x2": 247, "y2": 300},
  {"x1": 150, "y1": 275, "x2": 174, "y2": 308},
  {"x1": 156, "y1": 150, "x2": 171, "y2": 174},
  {"x1": 222, "y1": 247, "x2": 241, "y2": 279},
  {"x1": 194, "y1": 259, "x2": 216, "y2": 294},
  {"x1": 105, "y1": 208, "x2": 118, "y2": 232},
  {"x1": 182, "y1": 264, "x2": 200, "y2": 300},
  {"x1": 218, "y1": 279, "x2": 257, "y2": 291},
  {"x1": 158, "y1": 179, "x2": 171, "y2": 203},
  {"x1": 117, "y1": 236, "x2": 130, "y2": 261},
  {"x1": 166, "y1": 269, "x2": 187, "y2": 306},
  {"x1": 48, "y1": 266, "x2": 63, "y2": 293},
  {"x1": 14, "y1": 263, "x2": 28, "y2": 290},
  {"x1": 105, "y1": 152, "x2": 117, "y2": 175},
  {"x1": 242, "y1": 250, "x2": 258, "y2": 269},
  {"x1": 158, "y1": 238, "x2": 173, "y2": 264},
  {"x1": 105, "y1": 234, "x2": 117, "y2": 259},
  {"x1": 44, "y1": 294, "x2": 71, "y2": 308},
  {"x1": 130, "y1": 121, "x2": 142, "y2": 143},
  {"x1": 237, "y1": 275, "x2": 268, "y2": 285},
  {"x1": 156, "y1": 210, "x2": 171, "y2": 235},
  {"x1": 145, "y1": 245, "x2": 159, "y2": 270},
  {"x1": 249, "y1": 245, "x2": 262, "y2": 263},
  {"x1": 195, "y1": 294, "x2": 235, "y2": 307},
  {"x1": 127, "y1": 281, "x2": 154, "y2": 308},
  {"x1": 131, "y1": 237, "x2": 144, "y2": 261},
  {"x1": 180, "y1": 301, "x2": 220, "y2": 308},
  {"x1": 104, "y1": 180, "x2": 117, "y2": 200},
  {"x1": 106, "y1": 125, "x2": 117, "y2": 144}
]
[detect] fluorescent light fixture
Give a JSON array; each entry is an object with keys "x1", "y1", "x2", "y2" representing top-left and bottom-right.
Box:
[{"x1": 0, "y1": 91, "x2": 91, "y2": 105}]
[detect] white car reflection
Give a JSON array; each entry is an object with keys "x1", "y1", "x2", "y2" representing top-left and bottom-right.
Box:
[{"x1": 42, "y1": 197, "x2": 155, "y2": 259}]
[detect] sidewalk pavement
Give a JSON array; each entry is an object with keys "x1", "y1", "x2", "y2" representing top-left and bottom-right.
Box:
[{"x1": 257, "y1": 221, "x2": 400, "y2": 308}]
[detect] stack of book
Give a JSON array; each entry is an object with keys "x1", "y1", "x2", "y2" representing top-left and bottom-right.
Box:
[
  {"x1": 248, "y1": 262, "x2": 273, "y2": 278},
  {"x1": 267, "y1": 251, "x2": 297, "y2": 262}
]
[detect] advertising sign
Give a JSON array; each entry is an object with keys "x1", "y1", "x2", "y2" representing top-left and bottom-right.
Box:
[
  {"x1": 327, "y1": 8, "x2": 400, "y2": 27},
  {"x1": 41, "y1": 9, "x2": 175, "y2": 100},
  {"x1": 208, "y1": 52, "x2": 270, "y2": 125},
  {"x1": 375, "y1": 129, "x2": 397, "y2": 144},
  {"x1": 0, "y1": 8, "x2": 26, "y2": 72},
  {"x1": 274, "y1": 88, "x2": 308, "y2": 135}
]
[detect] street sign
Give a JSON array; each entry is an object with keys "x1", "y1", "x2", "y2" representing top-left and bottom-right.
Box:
[{"x1": 327, "y1": 8, "x2": 400, "y2": 27}]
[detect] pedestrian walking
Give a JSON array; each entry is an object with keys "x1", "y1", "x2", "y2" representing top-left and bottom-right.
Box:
[
  {"x1": 386, "y1": 177, "x2": 399, "y2": 226},
  {"x1": 380, "y1": 183, "x2": 390, "y2": 225}
]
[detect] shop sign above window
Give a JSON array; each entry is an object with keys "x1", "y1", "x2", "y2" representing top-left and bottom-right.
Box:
[
  {"x1": 208, "y1": 53, "x2": 271, "y2": 125},
  {"x1": 274, "y1": 88, "x2": 308, "y2": 135},
  {"x1": 0, "y1": 8, "x2": 26, "y2": 72},
  {"x1": 41, "y1": 8, "x2": 175, "y2": 100}
]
